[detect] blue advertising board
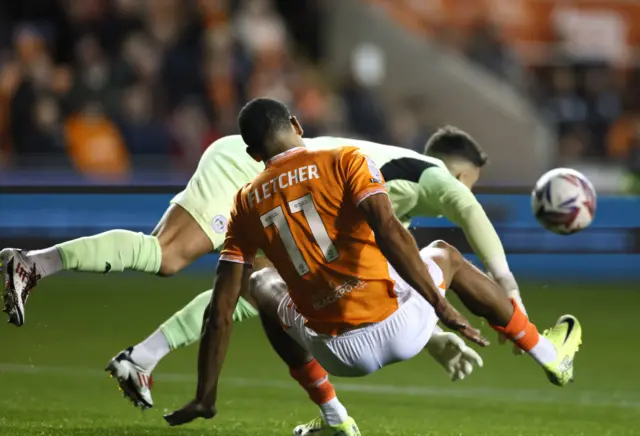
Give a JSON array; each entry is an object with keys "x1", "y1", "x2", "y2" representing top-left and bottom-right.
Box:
[{"x1": 0, "y1": 192, "x2": 638, "y2": 281}]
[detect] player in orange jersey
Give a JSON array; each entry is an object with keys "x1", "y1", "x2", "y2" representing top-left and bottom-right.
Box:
[{"x1": 164, "y1": 99, "x2": 582, "y2": 435}]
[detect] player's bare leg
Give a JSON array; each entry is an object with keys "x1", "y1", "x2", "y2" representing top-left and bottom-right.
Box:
[
  {"x1": 423, "y1": 240, "x2": 514, "y2": 325},
  {"x1": 249, "y1": 269, "x2": 359, "y2": 436},
  {"x1": 425, "y1": 240, "x2": 582, "y2": 386}
]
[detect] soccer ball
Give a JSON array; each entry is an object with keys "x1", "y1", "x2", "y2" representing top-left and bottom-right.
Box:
[{"x1": 531, "y1": 168, "x2": 597, "y2": 235}]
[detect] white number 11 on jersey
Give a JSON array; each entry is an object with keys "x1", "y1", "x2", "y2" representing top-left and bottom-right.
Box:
[{"x1": 260, "y1": 193, "x2": 339, "y2": 276}]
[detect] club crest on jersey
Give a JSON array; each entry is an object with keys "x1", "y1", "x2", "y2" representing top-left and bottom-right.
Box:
[
  {"x1": 212, "y1": 215, "x2": 228, "y2": 233},
  {"x1": 366, "y1": 156, "x2": 382, "y2": 184}
]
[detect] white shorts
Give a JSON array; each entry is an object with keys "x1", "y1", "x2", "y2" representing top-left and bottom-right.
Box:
[{"x1": 277, "y1": 249, "x2": 446, "y2": 377}]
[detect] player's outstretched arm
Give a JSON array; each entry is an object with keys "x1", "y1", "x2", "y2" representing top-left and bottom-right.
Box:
[
  {"x1": 358, "y1": 193, "x2": 488, "y2": 347},
  {"x1": 164, "y1": 260, "x2": 247, "y2": 426}
]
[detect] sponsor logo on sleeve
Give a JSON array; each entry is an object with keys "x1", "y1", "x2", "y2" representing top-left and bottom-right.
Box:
[{"x1": 366, "y1": 156, "x2": 382, "y2": 184}]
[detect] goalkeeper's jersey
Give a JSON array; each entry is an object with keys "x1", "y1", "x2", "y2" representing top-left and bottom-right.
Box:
[
  {"x1": 195, "y1": 135, "x2": 506, "y2": 278},
  {"x1": 306, "y1": 137, "x2": 461, "y2": 227},
  {"x1": 200, "y1": 135, "x2": 471, "y2": 221}
]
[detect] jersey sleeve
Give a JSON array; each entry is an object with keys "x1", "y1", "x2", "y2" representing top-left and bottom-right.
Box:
[
  {"x1": 339, "y1": 147, "x2": 388, "y2": 206},
  {"x1": 417, "y1": 168, "x2": 518, "y2": 293},
  {"x1": 219, "y1": 188, "x2": 259, "y2": 265}
]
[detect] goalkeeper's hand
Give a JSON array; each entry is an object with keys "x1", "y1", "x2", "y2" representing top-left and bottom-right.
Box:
[{"x1": 426, "y1": 331, "x2": 484, "y2": 381}]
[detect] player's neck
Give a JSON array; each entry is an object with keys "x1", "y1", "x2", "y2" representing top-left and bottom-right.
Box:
[
  {"x1": 265, "y1": 137, "x2": 306, "y2": 165},
  {"x1": 269, "y1": 144, "x2": 299, "y2": 156},
  {"x1": 265, "y1": 146, "x2": 305, "y2": 167}
]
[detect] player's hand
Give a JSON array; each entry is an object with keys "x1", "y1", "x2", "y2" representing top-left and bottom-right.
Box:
[
  {"x1": 426, "y1": 331, "x2": 484, "y2": 381},
  {"x1": 433, "y1": 299, "x2": 489, "y2": 347},
  {"x1": 164, "y1": 400, "x2": 216, "y2": 427},
  {"x1": 497, "y1": 292, "x2": 527, "y2": 355}
]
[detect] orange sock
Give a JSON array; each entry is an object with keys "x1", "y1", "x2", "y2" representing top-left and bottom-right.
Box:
[
  {"x1": 491, "y1": 299, "x2": 540, "y2": 352},
  {"x1": 290, "y1": 359, "x2": 336, "y2": 405}
]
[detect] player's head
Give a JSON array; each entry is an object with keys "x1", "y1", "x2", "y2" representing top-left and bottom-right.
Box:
[
  {"x1": 238, "y1": 98, "x2": 304, "y2": 162},
  {"x1": 424, "y1": 126, "x2": 488, "y2": 189}
]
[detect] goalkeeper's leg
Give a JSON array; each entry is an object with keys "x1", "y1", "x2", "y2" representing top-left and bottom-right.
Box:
[
  {"x1": 32, "y1": 203, "x2": 211, "y2": 277},
  {"x1": 105, "y1": 258, "x2": 269, "y2": 409},
  {"x1": 1, "y1": 204, "x2": 212, "y2": 325},
  {"x1": 104, "y1": 288, "x2": 258, "y2": 409},
  {"x1": 126, "y1": 257, "x2": 270, "y2": 369},
  {"x1": 129, "y1": 288, "x2": 258, "y2": 370}
]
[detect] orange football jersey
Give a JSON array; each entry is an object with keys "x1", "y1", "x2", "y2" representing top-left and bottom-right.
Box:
[{"x1": 220, "y1": 146, "x2": 399, "y2": 335}]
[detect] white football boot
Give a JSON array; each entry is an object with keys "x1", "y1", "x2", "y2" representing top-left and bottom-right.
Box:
[
  {"x1": 105, "y1": 347, "x2": 154, "y2": 410},
  {"x1": 0, "y1": 248, "x2": 41, "y2": 326}
]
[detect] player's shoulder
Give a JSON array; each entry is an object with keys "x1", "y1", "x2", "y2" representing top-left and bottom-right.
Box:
[
  {"x1": 335, "y1": 144, "x2": 361, "y2": 157},
  {"x1": 299, "y1": 145, "x2": 367, "y2": 180},
  {"x1": 305, "y1": 137, "x2": 361, "y2": 155},
  {"x1": 304, "y1": 144, "x2": 357, "y2": 164},
  {"x1": 326, "y1": 145, "x2": 366, "y2": 169}
]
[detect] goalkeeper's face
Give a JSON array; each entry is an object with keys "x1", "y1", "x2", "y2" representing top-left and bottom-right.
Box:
[
  {"x1": 443, "y1": 158, "x2": 481, "y2": 191},
  {"x1": 456, "y1": 165, "x2": 480, "y2": 190}
]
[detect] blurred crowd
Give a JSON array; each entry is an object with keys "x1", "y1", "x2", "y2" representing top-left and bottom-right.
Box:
[
  {"x1": 451, "y1": 20, "x2": 640, "y2": 169},
  {"x1": 446, "y1": 19, "x2": 640, "y2": 192},
  {"x1": 0, "y1": 0, "x2": 410, "y2": 180},
  {"x1": 373, "y1": 0, "x2": 640, "y2": 192},
  {"x1": 3, "y1": 0, "x2": 640, "y2": 189}
]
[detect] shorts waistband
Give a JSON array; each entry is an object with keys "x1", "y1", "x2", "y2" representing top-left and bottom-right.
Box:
[{"x1": 326, "y1": 293, "x2": 416, "y2": 339}]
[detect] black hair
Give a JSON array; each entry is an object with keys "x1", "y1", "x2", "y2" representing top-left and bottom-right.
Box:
[
  {"x1": 237, "y1": 98, "x2": 292, "y2": 151},
  {"x1": 424, "y1": 126, "x2": 488, "y2": 167}
]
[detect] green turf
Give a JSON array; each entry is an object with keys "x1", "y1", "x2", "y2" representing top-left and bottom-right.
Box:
[{"x1": 1, "y1": 274, "x2": 639, "y2": 435}]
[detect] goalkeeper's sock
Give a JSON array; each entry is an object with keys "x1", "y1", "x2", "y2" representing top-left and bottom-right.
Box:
[
  {"x1": 56, "y1": 230, "x2": 162, "y2": 274},
  {"x1": 290, "y1": 359, "x2": 349, "y2": 426},
  {"x1": 130, "y1": 328, "x2": 171, "y2": 372},
  {"x1": 491, "y1": 299, "x2": 557, "y2": 366},
  {"x1": 25, "y1": 247, "x2": 64, "y2": 278},
  {"x1": 160, "y1": 290, "x2": 259, "y2": 350}
]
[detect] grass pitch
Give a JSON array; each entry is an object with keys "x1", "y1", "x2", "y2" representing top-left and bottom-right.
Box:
[{"x1": 1, "y1": 274, "x2": 638, "y2": 435}]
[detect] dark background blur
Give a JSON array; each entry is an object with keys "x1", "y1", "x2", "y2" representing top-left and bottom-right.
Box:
[
  {"x1": 0, "y1": 0, "x2": 328, "y2": 183},
  {"x1": 1, "y1": 0, "x2": 639, "y2": 190}
]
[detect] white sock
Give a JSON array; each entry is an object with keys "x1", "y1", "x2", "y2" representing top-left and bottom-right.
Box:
[
  {"x1": 319, "y1": 397, "x2": 349, "y2": 426},
  {"x1": 26, "y1": 247, "x2": 63, "y2": 278},
  {"x1": 130, "y1": 329, "x2": 171, "y2": 372},
  {"x1": 528, "y1": 336, "x2": 557, "y2": 366}
]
